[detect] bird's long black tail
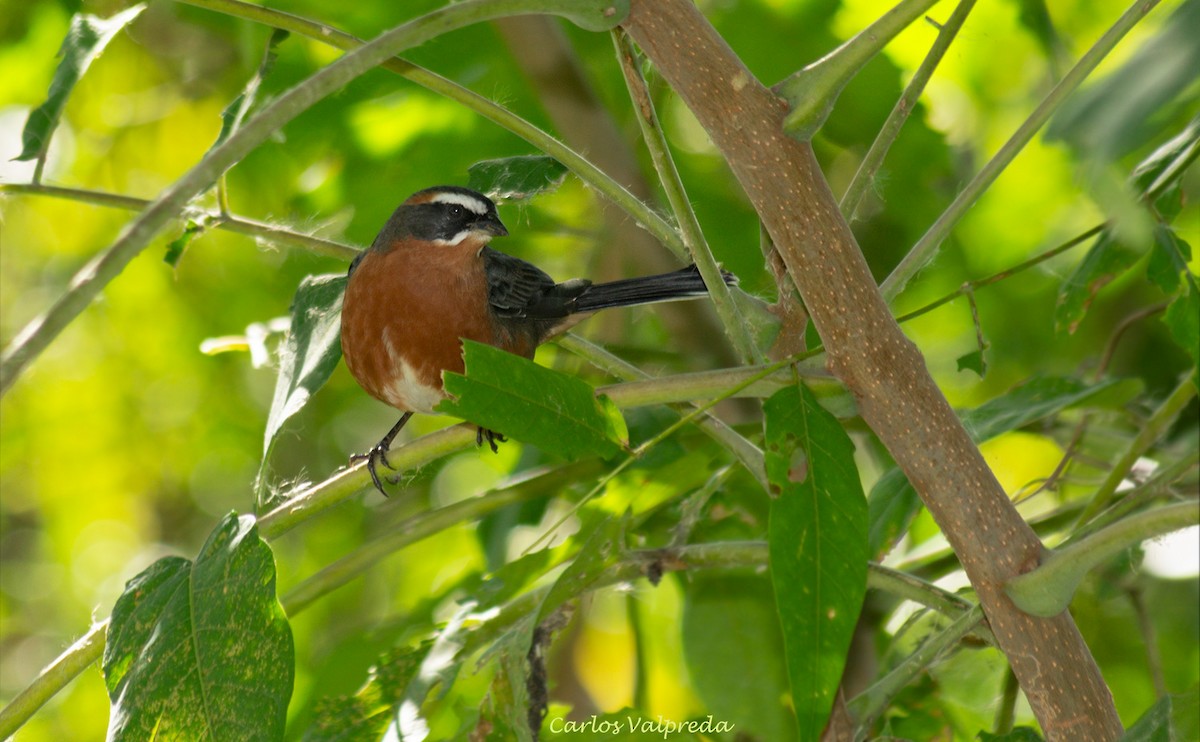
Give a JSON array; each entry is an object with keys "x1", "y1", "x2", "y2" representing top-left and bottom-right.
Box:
[{"x1": 569, "y1": 265, "x2": 736, "y2": 313}]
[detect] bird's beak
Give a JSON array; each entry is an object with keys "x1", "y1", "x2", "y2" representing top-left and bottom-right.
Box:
[{"x1": 475, "y1": 216, "x2": 508, "y2": 238}]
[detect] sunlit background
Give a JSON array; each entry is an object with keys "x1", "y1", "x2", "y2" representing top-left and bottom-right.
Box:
[{"x1": 2, "y1": 0, "x2": 1197, "y2": 739}]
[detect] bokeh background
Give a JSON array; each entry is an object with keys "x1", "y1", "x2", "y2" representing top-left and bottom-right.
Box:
[{"x1": 2, "y1": 0, "x2": 1197, "y2": 738}]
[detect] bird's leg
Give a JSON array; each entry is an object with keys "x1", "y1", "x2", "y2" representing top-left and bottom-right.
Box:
[
  {"x1": 476, "y1": 427, "x2": 506, "y2": 453},
  {"x1": 350, "y1": 412, "x2": 413, "y2": 496}
]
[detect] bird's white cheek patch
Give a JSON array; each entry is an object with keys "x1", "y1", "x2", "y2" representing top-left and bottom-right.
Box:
[{"x1": 432, "y1": 229, "x2": 493, "y2": 247}]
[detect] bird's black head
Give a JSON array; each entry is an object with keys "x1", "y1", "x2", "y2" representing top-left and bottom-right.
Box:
[{"x1": 374, "y1": 186, "x2": 508, "y2": 249}]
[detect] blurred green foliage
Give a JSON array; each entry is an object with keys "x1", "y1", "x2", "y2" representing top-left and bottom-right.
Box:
[{"x1": 1, "y1": 0, "x2": 1196, "y2": 739}]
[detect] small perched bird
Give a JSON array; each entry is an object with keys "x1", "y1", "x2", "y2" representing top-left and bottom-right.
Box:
[{"x1": 340, "y1": 185, "x2": 736, "y2": 494}]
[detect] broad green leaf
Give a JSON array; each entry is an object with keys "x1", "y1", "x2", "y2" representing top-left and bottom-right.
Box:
[
  {"x1": 869, "y1": 376, "x2": 1139, "y2": 558},
  {"x1": 682, "y1": 574, "x2": 794, "y2": 741},
  {"x1": 302, "y1": 646, "x2": 424, "y2": 742},
  {"x1": 468, "y1": 155, "x2": 568, "y2": 201},
  {"x1": 213, "y1": 29, "x2": 289, "y2": 151},
  {"x1": 258, "y1": 273, "x2": 346, "y2": 494},
  {"x1": 765, "y1": 385, "x2": 868, "y2": 741},
  {"x1": 867, "y1": 467, "x2": 920, "y2": 560},
  {"x1": 1055, "y1": 229, "x2": 1143, "y2": 334},
  {"x1": 17, "y1": 5, "x2": 145, "y2": 162},
  {"x1": 103, "y1": 513, "x2": 293, "y2": 742},
  {"x1": 1147, "y1": 224, "x2": 1193, "y2": 294},
  {"x1": 438, "y1": 340, "x2": 628, "y2": 460},
  {"x1": 1164, "y1": 283, "x2": 1200, "y2": 387},
  {"x1": 959, "y1": 375, "x2": 1137, "y2": 443}
]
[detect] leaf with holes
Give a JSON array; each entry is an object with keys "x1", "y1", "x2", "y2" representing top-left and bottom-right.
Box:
[
  {"x1": 1054, "y1": 229, "x2": 1143, "y2": 335},
  {"x1": 765, "y1": 385, "x2": 867, "y2": 741},
  {"x1": 956, "y1": 346, "x2": 988, "y2": 378},
  {"x1": 103, "y1": 513, "x2": 293, "y2": 741}
]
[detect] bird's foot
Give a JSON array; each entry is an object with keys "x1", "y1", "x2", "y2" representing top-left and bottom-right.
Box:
[
  {"x1": 476, "y1": 427, "x2": 506, "y2": 453},
  {"x1": 350, "y1": 442, "x2": 396, "y2": 497}
]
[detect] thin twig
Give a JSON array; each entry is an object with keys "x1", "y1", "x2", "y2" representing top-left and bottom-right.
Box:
[
  {"x1": 881, "y1": 0, "x2": 1165, "y2": 301},
  {"x1": 613, "y1": 29, "x2": 760, "y2": 364},
  {"x1": 841, "y1": 0, "x2": 978, "y2": 219},
  {"x1": 0, "y1": 183, "x2": 357, "y2": 260}
]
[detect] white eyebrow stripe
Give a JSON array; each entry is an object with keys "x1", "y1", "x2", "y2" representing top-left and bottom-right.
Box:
[{"x1": 431, "y1": 192, "x2": 489, "y2": 215}]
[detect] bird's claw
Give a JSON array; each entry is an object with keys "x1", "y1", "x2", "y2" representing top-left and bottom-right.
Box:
[
  {"x1": 476, "y1": 427, "x2": 506, "y2": 453},
  {"x1": 350, "y1": 442, "x2": 396, "y2": 497}
]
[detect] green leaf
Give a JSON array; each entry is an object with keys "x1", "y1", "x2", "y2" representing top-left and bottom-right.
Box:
[
  {"x1": 479, "y1": 518, "x2": 624, "y2": 742},
  {"x1": 438, "y1": 340, "x2": 628, "y2": 460},
  {"x1": 1131, "y1": 116, "x2": 1200, "y2": 200},
  {"x1": 467, "y1": 155, "x2": 568, "y2": 201},
  {"x1": 867, "y1": 467, "x2": 920, "y2": 560},
  {"x1": 481, "y1": 647, "x2": 534, "y2": 742},
  {"x1": 388, "y1": 607, "x2": 475, "y2": 741},
  {"x1": 1164, "y1": 283, "x2": 1200, "y2": 386},
  {"x1": 1055, "y1": 229, "x2": 1143, "y2": 334},
  {"x1": 682, "y1": 574, "x2": 795, "y2": 742},
  {"x1": 17, "y1": 4, "x2": 146, "y2": 162},
  {"x1": 164, "y1": 220, "x2": 204, "y2": 268},
  {"x1": 214, "y1": 29, "x2": 289, "y2": 151},
  {"x1": 959, "y1": 375, "x2": 1137, "y2": 443},
  {"x1": 1046, "y1": 0, "x2": 1200, "y2": 162},
  {"x1": 1146, "y1": 224, "x2": 1193, "y2": 294},
  {"x1": 764, "y1": 384, "x2": 868, "y2": 741},
  {"x1": 537, "y1": 514, "x2": 625, "y2": 625},
  {"x1": 956, "y1": 346, "x2": 988, "y2": 377},
  {"x1": 302, "y1": 646, "x2": 424, "y2": 742},
  {"x1": 1122, "y1": 686, "x2": 1200, "y2": 742},
  {"x1": 103, "y1": 513, "x2": 293, "y2": 741},
  {"x1": 258, "y1": 273, "x2": 347, "y2": 494}
]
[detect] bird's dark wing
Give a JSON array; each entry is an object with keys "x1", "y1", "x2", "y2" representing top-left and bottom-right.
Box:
[{"x1": 482, "y1": 247, "x2": 590, "y2": 320}]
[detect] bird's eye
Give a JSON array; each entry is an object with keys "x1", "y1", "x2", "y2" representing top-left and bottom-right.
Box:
[{"x1": 448, "y1": 205, "x2": 464, "y2": 218}]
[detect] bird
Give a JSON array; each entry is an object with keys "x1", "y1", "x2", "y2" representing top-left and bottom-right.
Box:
[{"x1": 340, "y1": 185, "x2": 737, "y2": 495}]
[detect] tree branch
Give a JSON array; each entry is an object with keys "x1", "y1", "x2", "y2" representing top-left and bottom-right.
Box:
[{"x1": 622, "y1": 1, "x2": 1123, "y2": 737}]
